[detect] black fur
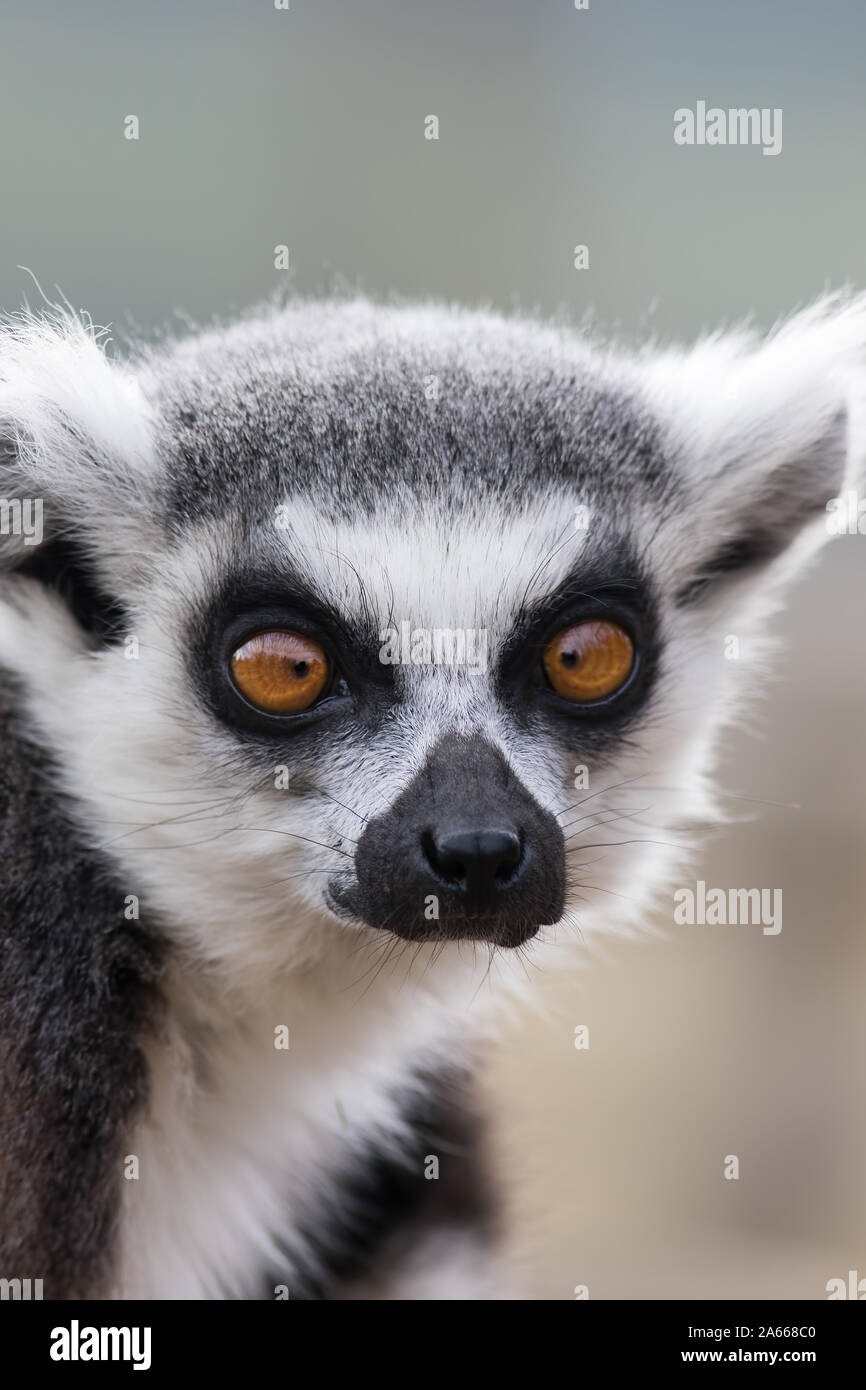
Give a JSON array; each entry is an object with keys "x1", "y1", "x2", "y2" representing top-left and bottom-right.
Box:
[
  {"x1": 16, "y1": 534, "x2": 127, "y2": 642},
  {"x1": 267, "y1": 1067, "x2": 496, "y2": 1299},
  {"x1": 0, "y1": 674, "x2": 163, "y2": 1297}
]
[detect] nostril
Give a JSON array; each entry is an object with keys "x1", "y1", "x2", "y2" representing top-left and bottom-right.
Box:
[
  {"x1": 421, "y1": 829, "x2": 465, "y2": 886},
  {"x1": 479, "y1": 829, "x2": 522, "y2": 884},
  {"x1": 493, "y1": 840, "x2": 522, "y2": 884},
  {"x1": 422, "y1": 826, "x2": 524, "y2": 901}
]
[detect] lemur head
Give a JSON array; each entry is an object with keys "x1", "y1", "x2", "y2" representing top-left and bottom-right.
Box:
[{"x1": 0, "y1": 297, "x2": 861, "y2": 983}]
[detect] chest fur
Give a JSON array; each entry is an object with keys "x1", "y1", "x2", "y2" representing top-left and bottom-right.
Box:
[{"x1": 113, "y1": 973, "x2": 459, "y2": 1298}]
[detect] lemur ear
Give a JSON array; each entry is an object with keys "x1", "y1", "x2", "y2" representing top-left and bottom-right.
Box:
[
  {"x1": 640, "y1": 294, "x2": 866, "y2": 607},
  {"x1": 0, "y1": 311, "x2": 158, "y2": 625}
]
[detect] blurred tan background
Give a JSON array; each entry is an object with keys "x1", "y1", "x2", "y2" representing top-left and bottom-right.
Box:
[{"x1": 2, "y1": 0, "x2": 863, "y2": 1298}]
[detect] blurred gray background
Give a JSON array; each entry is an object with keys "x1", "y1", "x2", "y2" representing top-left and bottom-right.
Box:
[{"x1": 3, "y1": 0, "x2": 863, "y2": 1298}]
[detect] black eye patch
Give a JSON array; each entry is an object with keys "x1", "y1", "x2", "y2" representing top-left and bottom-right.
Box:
[
  {"x1": 17, "y1": 535, "x2": 127, "y2": 643},
  {"x1": 189, "y1": 567, "x2": 395, "y2": 739},
  {"x1": 494, "y1": 552, "x2": 660, "y2": 736}
]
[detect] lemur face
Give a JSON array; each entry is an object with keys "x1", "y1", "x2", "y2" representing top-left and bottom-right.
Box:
[{"x1": 0, "y1": 298, "x2": 858, "y2": 978}]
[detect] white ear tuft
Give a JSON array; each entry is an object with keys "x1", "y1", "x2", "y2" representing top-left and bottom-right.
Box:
[
  {"x1": 639, "y1": 291, "x2": 866, "y2": 602},
  {"x1": 0, "y1": 308, "x2": 158, "y2": 571}
]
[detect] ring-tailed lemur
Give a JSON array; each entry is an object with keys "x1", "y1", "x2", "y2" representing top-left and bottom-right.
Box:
[{"x1": 0, "y1": 294, "x2": 861, "y2": 1299}]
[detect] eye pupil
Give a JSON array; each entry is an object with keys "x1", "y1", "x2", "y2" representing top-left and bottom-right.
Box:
[
  {"x1": 294, "y1": 661, "x2": 309, "y2": 677},
  {"x1": 561, "y1": 651, "x2": 578, "y2": 668}
]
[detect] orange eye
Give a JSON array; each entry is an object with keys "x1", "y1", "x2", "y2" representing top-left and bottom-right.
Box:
[
  {"x1": 230, "y1": 630, "x2": 330, "y2": 714},
  {"x1": 543, "y1": 620, "x2": 634, "y2": 703}
]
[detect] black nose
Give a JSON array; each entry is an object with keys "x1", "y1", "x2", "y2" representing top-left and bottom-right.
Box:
[
  {"x1": 339, "y1": 734, "x2": 566, "y2": 947},
  {"x1": 423, "y1": 827, "x2": 523, "y2": 911}
]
